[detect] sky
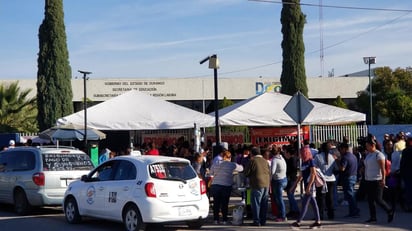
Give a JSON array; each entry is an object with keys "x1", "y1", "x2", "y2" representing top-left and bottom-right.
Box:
[{"x1": 1, "y1": 0, "x2": 412, "y2": 79}]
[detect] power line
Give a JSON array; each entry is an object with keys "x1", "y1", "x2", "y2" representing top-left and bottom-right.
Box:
[
  {"x1": 220, "y1": 62, "x2": 282, "y2": 76},
  {"x1": 221, "y1": 1, "x2": 411, "y2": 77},
  {"x1": 185, "y1": 1, "x2": 412, "y2": 78},
  {"x1": 249, "y1": 0, "x2": 412, "y2": 13},
  {"x1": 185, "y1": 61, "x2": 282, "y2": 78},
  {"x1": 307, "y1": 12, "x2": 410, "y2": 55},
  {"x1": 189, "y1": 11, "x2": 410, "y2": 78}
]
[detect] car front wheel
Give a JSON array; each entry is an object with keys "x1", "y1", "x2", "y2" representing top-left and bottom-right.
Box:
[
  {"x1": 123, "y1": 204, "x2": 144, "y2": 231},
  {"x1": 64, "y1": 197, "x2": 82, "y2": 224}
]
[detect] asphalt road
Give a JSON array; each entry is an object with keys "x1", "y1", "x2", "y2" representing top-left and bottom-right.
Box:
[{"x1": 0, "y1": 198, "x2": 411, "y2": 231}]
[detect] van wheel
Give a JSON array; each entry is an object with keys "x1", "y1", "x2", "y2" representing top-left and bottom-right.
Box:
[
  {"x1": 64, "y1": 197, "x2": 82, "y2": 224},
  {"x1": 14, "y1": 188, "x2": 31, "y2": 215},
  {"x1": 123, "y1": 204, "x2": 144, "y2": 231}
]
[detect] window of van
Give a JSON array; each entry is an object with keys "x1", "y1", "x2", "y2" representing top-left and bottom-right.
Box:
[
  {"x1": 0, "y1": 151, "x2": 35, "y2": 172},
  {"x1": 42, "y1": 153, "x2": 93, "y2": 171},
  {"x1": 12, "y1": 151, "x2": 35, "y2": 171}
]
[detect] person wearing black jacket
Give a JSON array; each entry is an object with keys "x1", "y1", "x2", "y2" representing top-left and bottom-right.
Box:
[
  {"x1": 400, "y1": 136, "x2": 412, "y2": 212},
  {"x1": 284, "y1": 145, "x2": 300, "y2": 219}
]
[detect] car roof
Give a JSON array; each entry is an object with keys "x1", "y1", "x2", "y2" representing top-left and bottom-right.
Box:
[
  {"x1": 0, "y1": 146, "x2": 86, "y2": 154},
  {"x1": 113, "y1": 155, "x2": 190, "y2": 165},
  {"x1": 39, "y1": 146, "x2": 85, "y2": 154}
]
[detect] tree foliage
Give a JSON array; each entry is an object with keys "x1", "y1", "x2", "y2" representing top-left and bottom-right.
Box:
[
  {"x1": 280, "y1": 0, "x2": 308, "y2": 97},
  {"x1": 332, "y1": 96, "x2": 348, "y2": 109},
  {"x1": 357, "y1": 67, "x2": 412, "y2": 124},
  {"x1": 205, "y1": 96, "x2": 248, "y2": 142},
  {"x1": 0, "y1": 82, "x2": 38, "y2": 133},
  {"x1": 219, "y1": 97, "x2": 234, "y2": 109},
  {"x1": 37, "y1": 0, "x2": 73, "y2": 131}
]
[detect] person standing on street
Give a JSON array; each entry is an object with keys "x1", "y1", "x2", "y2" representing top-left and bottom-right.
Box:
[
  {"x1": 270, "y1": 148, "x2": 288, "y2": 222},
  {"x1": 337, "y1": 142, "x2": 360, "y2": 218},
  {"x1": 383, "y1": 140, "x2": 402, "y2": 210},
  {"x1": 145, "y1": 142, "x2": 159, "y2": 155},
  {"x1": 244, "y1": 146, "x2": 271, "y2": 226},
  {"x1": 400, "y1": 135, "x2": 412, "y2": 212},
  {"x1": 290, "y1": 144, "x2": 322, "y2": 228},
  {"x1": 314, "y1": 142, "x2": 337, "y2": 220},
  {"x1": 363, "y1": 135, "x2": 394, "y2": 223},
  {"x1": 209, "y1": 150, "x2": 243, "y2": 224},
  {"x1": 284, "y1": 145, "x2": 300, "y2": 219}
]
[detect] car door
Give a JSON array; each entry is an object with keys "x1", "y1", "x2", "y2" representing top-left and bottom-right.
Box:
[
  {"x1": 100, "y1": 160, "x2": 137, "y2": 220},
  {"x1": 0, "y1": 152, "x2": 21, "y2": 203},
  {"x1": 0, "y1": 152, "x2": 9, "y2": 201},
  {"x1": 80, "y1": 160, "x2": 117, "y2": 217}
]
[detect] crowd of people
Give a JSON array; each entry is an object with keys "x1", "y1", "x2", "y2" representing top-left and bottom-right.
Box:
[{"x1": 99, "y1": 131, "x2": 412, "y2": 228}]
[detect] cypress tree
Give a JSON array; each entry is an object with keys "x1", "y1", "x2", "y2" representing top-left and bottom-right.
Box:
[
  {"x1": 280, "y1": 0, "x2": 308, "y2": 97},
  {"x1": 37, "y1": 0, "x2": 73, "y2": 131}
]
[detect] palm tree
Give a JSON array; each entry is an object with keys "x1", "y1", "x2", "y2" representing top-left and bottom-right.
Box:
[{"x1": 0, "y1": 82, "x2": 38, "y2": 133}]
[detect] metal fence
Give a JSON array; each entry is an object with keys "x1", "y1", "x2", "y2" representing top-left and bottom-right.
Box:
[
  {"x1": 20, "y1": 124, "x2": 369, "y2": 149},
  {"x1": 132, "y1": 124, "x2": 370, "y2": 149},
  {"x1": 310, "y1": 124, "x2": 368, "y2": 148}
]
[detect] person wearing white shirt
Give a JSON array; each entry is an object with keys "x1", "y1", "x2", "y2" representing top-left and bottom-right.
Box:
[
  {"x1": 314, "y1": 142, "x2": 338, "y2": 220},
  {"x1": 363, "y1": 135, "x2": 394, "y2": 224},
  {"x1": 383, "y1": 140, "x2": 402, "y2": 211},
  {"x1": 270, "y1": 150, "x2": 288, "y2": 222}
]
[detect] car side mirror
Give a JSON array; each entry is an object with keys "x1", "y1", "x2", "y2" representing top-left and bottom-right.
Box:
[{"x1": 81, "y1": 175, "x2": 89, "y2": 182}]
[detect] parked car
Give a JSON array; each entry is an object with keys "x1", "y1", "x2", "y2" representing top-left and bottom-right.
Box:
[
  {"x1": 0, "y1": 146, "x2": 94, "y2": 215},
  {"x1": 63, "y1": 155, "x2": 209, "y2": 231}
]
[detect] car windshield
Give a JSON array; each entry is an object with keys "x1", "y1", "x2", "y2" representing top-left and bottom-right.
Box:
[
  {"x1": 149, "y1": 162, "x2": 196, "y2": 181},
  {"x1": 42, "y1": 153, "x2": 94, "y2": 171}
]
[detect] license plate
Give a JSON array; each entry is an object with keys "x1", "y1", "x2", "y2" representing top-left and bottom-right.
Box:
[{"x1": 178, "y1": 207, "x2": 192, "y2": 216}]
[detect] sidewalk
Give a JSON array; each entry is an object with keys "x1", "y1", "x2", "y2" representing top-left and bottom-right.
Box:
[{"x1": 206, "y1": 189, "x2": 411, "y2": 230}]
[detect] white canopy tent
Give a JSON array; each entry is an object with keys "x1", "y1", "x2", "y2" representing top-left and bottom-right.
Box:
[
  {"x1": 212, "y1": 92, "x2": 365, "y2": 126},
  {"x1": 57, "y1": 90, "x2": 215, "y2": 130}
]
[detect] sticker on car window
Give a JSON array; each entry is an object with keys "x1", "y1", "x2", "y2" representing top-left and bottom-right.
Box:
[
  {"x1": 149, "y1": 164, "x2": 166, "y2": 178},
  {"x1": 108, "y1": 192, "x2": 117, "y2": 203}
]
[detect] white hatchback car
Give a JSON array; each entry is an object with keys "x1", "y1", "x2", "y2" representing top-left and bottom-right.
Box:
[{"x1": 63, "y1": 155, "x2": 209, "y2": 230}]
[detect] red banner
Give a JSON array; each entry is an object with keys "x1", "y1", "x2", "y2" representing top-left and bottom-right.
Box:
[
  {"x1": 142, "y1": 132, "x2": 245, "y2": 147},
  {"x1": 205, "y1": 132, "x2": 244, "y2": 144},
  {"x1": 250, "y1": 126, "x2": 309, "y2": 147},
  {"x1": 142, "y1": 134, "x2": 183, "y2": 146}
]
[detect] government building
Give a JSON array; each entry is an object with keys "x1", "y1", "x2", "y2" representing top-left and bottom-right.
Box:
[
  {"x1": 2, "y1": 76, "x2": 371, "y2": 152},
  {"x1": 3, "y1": 76, "x2": 369, "y2": 114}
]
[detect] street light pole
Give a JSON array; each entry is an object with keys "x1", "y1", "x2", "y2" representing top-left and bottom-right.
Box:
[
  {"x1": 363, "y1": 57, "x2": 376, "y2": 125},
  {"x1": 212, "y1": 57, "x2": 220, "y2": 145},
  {"x1": 200, "y1": 54, "x2": 221, "y2": 156},
  {"x1": 78, "y1": 70, "x2": 92, "y2": 152}
]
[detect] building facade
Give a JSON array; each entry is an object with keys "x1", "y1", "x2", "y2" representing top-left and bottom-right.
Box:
[{"x1": 3, "y1": 76, "x2": 369, "y2": 113}]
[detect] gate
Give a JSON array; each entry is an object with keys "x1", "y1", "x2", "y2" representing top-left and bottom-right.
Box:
[{"x1": 310, "y1": 124, "x2": 368, "y2": 148}]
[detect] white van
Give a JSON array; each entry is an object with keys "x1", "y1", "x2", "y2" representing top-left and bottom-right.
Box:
[{"x1": 0, "y1": 146, "x2": 94, "y2": 215}]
